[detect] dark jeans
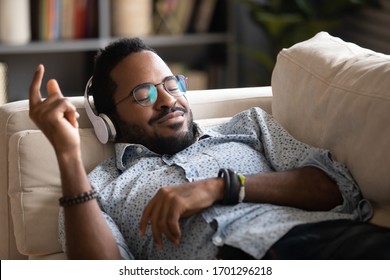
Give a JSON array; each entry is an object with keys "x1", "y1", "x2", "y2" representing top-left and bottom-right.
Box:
[{"x1": 217, "y1": 219, "x2": 390, "y2": 260}]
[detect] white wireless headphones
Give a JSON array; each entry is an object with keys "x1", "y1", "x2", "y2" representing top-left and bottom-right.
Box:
[{"x1": 84, "y1": 76, "x2": 117, "y2": 144}]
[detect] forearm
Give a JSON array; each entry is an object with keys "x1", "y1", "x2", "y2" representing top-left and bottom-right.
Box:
[
  {"x1": 57, "y1": 151, "x2": 121, "y2": 259},
  {"x1": 140, "y1": 167, "x2": 342, "y2": 247},
  {"x1": 28, "y1": 66, "x2": 120, "y2": 258},
  {"x1": 243, "y1": 167, "x2": 343, "y2": 211}
]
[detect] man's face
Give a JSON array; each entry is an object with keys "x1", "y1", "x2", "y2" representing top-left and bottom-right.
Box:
[{"x1": 111, "y1": 50, "x2": 196, "y2": 155}]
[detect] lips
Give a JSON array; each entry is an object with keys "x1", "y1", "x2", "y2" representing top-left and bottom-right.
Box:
[{"x1": 156, "y1": 111, "x2": 184, "y2": 124}]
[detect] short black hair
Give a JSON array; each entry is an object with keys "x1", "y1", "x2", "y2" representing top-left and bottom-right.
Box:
[{"x1": 90, "y1": 37, "x2": 155, "y2": 114}]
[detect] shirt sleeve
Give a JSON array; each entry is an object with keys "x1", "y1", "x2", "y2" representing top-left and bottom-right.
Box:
[
  {"x1": 57, "y1": 207, "x2": 67, "y2": 254},
  {"x1": 101, "y1": 211, "x2": 135, "y2": 260},
  {"x1": 249, "y1": 107, "x2": 372, "y2": 221}
]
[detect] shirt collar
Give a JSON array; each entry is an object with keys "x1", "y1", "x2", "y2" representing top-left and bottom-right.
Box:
[
  {"x1": 115, "y1": 143, "x2": 158, "y2": 171},
  {"x1": 114, "y1": 126, "x2": 211, "y2": 171}
]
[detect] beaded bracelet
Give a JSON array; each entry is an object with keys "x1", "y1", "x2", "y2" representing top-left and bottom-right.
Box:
[{"x1": 59, "y1": 190, "x2": 98, "y2": 207}]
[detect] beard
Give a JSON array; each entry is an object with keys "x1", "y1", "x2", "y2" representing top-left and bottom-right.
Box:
[{"x1": 117, "y1": 110, "x2": 198, "y2": 155}]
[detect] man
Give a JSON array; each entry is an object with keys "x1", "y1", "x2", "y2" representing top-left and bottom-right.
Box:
[{"x1": 29, "y1": 38, "x2": 388, "y2": 260}]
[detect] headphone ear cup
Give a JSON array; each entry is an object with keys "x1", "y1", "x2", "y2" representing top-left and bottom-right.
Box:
[
  {"x1": 84, "y1": 76, "x2": 116, "y2": 144},
  {"x1": 99, "y1": 113, "x2": 117, "y2": 143},
  {"x1": 84, "y1": 99, "x2": 111, "y2": 144}
]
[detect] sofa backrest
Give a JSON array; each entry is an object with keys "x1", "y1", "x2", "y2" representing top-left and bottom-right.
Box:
[{"x1": 272, "y1": 32, "x2": 390, "y2": 227}]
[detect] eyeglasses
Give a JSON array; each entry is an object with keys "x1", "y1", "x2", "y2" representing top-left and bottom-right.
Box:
[{"x1": 115, "y1": 75, "x2": 188, "y2": 107}]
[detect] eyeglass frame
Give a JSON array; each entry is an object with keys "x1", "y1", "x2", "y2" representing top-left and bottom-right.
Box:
[{"x1": 113, "y1": 74, "x2": 188, "y2": 107}]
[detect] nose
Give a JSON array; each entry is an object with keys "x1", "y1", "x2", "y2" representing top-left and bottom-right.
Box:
[{"x1": 154, "y1": 85, "x2": 176, "y2": 110}]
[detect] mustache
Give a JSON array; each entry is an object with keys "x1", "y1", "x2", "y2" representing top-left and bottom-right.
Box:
[{"x1": 149, "y1": 106, "x2": 188, "y2": 124}]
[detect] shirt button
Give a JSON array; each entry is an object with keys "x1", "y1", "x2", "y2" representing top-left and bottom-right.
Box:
[
  {"x1": 213, "y1": 236, "x2": 224, "y2": 246},
  {"x1": 136, "y1": 147, "x2": 143, "y2": 154}
]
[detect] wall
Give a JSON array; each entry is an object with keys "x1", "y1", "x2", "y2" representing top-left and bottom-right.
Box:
[
  {"x1": 339, "y1": 0, "x2": 390, "y2": 55},
  {"x1": 233, "y1": 0, "x2": 390, "y2": 88}
]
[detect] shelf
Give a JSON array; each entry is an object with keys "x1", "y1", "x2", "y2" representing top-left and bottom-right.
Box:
[
  {"x1": 0, "y1": 33, "x2": 231, "y2": 55},
  {"x1": 0, "y1": 0, "x2": 238, "y2": 102}
]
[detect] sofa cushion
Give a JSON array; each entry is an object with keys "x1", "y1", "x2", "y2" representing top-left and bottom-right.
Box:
[
  {"x1": 8, "y1": 128, "x2": 114, "y2": 257},
  {"x1": 0, "y1": 98, "x2": 93, "y2": 259},
  {"x1": 271, "y1": 32, "x2": 390, "y2": 227}
]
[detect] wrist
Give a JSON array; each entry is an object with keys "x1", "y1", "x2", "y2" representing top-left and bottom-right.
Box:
[
  {"x1": 215, "y1": 177, "x2": 225, "y2": 202},
  {"x1": 56, "y1": 147, "x2": 82, "y2": 165},
  {"x1": 56, "y1": 149, "x2": 90, "y2": 197},
  {"x1": 203, "y1": 177, "x2": 225, "y2": 203}
]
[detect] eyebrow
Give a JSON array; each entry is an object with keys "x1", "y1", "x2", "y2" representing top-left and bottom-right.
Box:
[{"x1": 132, "y1": 75, "x2": 174, "y2": 90}]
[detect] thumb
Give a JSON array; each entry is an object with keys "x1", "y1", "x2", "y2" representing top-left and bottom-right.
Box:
[
  {"x1": 46, "y1": 79, "x2": 64, "y2": 98},
  {"x1": 46, "y1": 78, "x2": 79, "y2": 128}
]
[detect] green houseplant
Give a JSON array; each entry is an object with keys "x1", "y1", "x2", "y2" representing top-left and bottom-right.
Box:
[{"x1": 241, "y1": 0, "x2": 381, "y2": 83}]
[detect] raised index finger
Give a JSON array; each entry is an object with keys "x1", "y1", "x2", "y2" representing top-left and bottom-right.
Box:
[{"x1": 29, "y1": 64, "x2": 44, "y2": 108}]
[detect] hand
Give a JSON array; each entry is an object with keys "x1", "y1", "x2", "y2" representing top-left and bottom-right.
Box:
[
  {"x1": 139, "y1": 178, "x2": 224, "y2": 250},
  {"x1": 29, "y1": 65, "x2": 80, "y2": 156}
]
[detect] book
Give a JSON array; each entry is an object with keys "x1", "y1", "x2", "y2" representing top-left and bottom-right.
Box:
[
  {"x1": 85, "y1": 0, "x2": 98, "y2": 38},
  {"x1": 61, "y1": 0, "x2": 75, "y2": 39},
  {"x1": 45, "y1": 0, "x2": 60, "y2": 41},
  {"x1": 31, "y1": 0, "x2": 61, "y2": 41},
  {"x1": 30, "y1": 0, "x2": 41, "y2": 41},
  {"x1": 30, "y1": 0, "x2": 97, "y2": 41},
  {"x1": 194, "y1": 0, "x2": 218, "y2": 33},
  {"x1": 155, "y1": 0, "x2": 196, "y2": 35},
  {"x1": 74, "y1": 0, "x2": 88, "y2": 39}
]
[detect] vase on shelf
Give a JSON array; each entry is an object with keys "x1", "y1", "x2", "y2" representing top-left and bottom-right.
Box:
[
  {"x1": 111, "y1": 0, "x2": 153, "y2": 37},
  {"x1": 0, "y1": 0, "x2": 31, "y2": 45}
]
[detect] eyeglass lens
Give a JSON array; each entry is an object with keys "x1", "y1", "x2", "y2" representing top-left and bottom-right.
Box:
[{"x1": 134, "y1": 75, "x2": 187, "y2": 106}]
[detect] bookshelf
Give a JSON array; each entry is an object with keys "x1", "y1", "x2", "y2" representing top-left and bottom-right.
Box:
[{"x1": 0, "y1": 0, "x2": 237, "y2": 102}]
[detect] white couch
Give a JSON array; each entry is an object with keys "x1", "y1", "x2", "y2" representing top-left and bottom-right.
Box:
[{"x1": 1, "y1": 32, "x2": 389, "y2": 260}]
